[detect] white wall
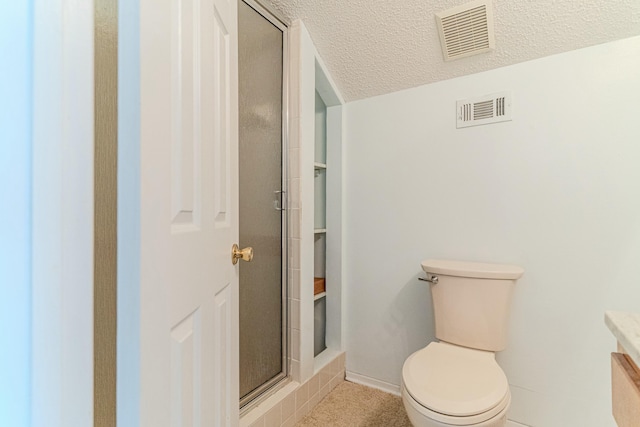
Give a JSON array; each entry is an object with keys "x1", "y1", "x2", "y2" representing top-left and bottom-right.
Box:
[
  {"x1": 0, "y1": 3, "x2": 32, "y2": 425},
  {"x1": 343, "y1": 35, "x2": 640, "y2": 427},
  {"x1": 30, "y1": 1, "x2": 95, "y2": 425},
  {"x1": 1, "y1": 2, "x2": 94, "y2": 425}
]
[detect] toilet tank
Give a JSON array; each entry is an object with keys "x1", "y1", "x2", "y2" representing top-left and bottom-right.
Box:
[{"x1": 422, "y1": 259, "x2": 524, "y2": 352}]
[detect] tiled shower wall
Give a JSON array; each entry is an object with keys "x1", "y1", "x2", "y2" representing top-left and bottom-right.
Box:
[{"x1": 288, "y1": 115, "x2": 302, "y2": 381}]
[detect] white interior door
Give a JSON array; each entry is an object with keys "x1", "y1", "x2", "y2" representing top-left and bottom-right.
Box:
[{"x1": 138, "y1": 0, "x2": 239, "y2": 425}]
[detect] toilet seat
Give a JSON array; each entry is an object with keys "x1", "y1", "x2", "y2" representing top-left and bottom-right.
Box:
[{"x1": 402, "y1": 342, "x2": 510, "y2": 425}]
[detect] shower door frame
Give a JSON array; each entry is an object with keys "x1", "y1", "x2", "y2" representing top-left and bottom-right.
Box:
[{"x1": 238, "y1": 0, "x2": 290, "y2": 410}]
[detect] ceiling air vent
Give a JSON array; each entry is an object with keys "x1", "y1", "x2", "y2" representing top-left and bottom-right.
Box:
[
  {"x1": 456, "y1": 91, "x2": 512, "y2": 129},
  {"x1": 436, "y1": 0, "x2": 495, "y2": 61}
]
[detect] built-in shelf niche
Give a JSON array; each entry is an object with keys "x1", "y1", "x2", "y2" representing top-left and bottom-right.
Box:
[
  {"x1": 294, "y1": 19, "x2": 344, "y2": 378},
  {"x1": 312, "y1": 56, "x2": 343, "y2": 362},
  {"x1": 313, "y1": 89, "x2": 327, "y2": 357}
]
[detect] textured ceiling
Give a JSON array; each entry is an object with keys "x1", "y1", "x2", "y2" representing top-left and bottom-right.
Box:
[{"x1": 263, "y1": 0, "x2": 640, "y2": 101}]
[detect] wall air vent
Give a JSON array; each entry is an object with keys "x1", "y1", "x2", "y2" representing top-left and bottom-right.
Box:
[
  {"x1": 436, "y1": 0, "x2": 494, "y2": 61},
  {"x1": 456, "y1": 91, "x2": 512, "y2": 128}
]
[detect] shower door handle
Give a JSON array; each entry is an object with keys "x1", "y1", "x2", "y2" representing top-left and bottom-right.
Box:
[
  {"x1": 232, "y1": 244, "x2": 254, "y2": 265},
  {"x1": 274, "y1": 190, "x2": 286, "y2": 211}
]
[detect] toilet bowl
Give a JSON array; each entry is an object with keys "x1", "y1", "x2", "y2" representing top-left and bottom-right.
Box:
[
  {"x1": 401, "y1": 342, "x2": 510, "y2": 427},
  {"x1": 401, "y1": 259, "x2": 524, "y2": 427}
]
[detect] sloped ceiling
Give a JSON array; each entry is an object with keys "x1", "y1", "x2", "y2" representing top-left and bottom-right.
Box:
[{"x1": 262, "y1": 0, "x2": 640, "y2": 101}]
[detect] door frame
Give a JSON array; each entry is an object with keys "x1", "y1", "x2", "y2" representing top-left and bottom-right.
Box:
[
  {"x1": 115, "y1": 0, "x2": 142, "y2": 424},
  {"x1": 238, "y1": 0, "x2": 292, "y2": 410}
]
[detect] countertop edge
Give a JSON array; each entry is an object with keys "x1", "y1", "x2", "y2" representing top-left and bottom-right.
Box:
[{"x1": 605, "y1": 311, "x2": 640, "y2": 369}]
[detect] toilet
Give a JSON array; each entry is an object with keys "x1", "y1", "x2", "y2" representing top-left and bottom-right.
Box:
[{"x1": 401, "y1": 259, "x2": 524, "y2": 427}]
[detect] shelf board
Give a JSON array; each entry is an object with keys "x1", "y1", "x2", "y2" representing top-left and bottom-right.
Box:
[
  {"x1": 314, "y1": 162, "x2": 327, "y2": 170},
  {"x1": 314, "y1": 228, "x2": 326, "y2": 234},
  {"x1": 314, "y1": 292, "x2": 326, "y2": 301}
]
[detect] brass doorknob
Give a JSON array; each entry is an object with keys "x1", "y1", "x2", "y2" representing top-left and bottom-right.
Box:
[{"x1": 232, "y1": 244, "x2": 253, "y2": 265}]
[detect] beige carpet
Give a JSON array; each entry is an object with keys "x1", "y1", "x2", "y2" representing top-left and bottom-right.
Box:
[{"x1": 296, "y1": 381, "x2": 413, "y2": 427}]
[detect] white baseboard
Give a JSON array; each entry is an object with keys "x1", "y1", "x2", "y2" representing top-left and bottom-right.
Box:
[{"x1": 345, "y1": 371, "x2": 401, "y2": 396}]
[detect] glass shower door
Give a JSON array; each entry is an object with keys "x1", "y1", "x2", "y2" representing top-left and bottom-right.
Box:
[{"x1": 238, "y1": 0, "x2": 287, "y2": 407}]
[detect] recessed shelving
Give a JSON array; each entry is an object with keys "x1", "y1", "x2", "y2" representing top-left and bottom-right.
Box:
[
  {"x1": 292, "y1": 22, "x2": 343, "y2": 374},
  {"x1": 314, "y1": 90, "x2": 328, "y2": 358}
]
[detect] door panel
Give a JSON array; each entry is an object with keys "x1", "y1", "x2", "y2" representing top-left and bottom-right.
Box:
[
  {"x1": 212, "y1": 8, "x2": 232, "y2": 227},
  {"x1": 170, "y1": 0, "x2": 200, "y2": 228},
  {"x1": 170, "y1": 310, "x2": 201, "y2": 427},
  {"x1": 139, "y1": 0, "x2": 239, "y2": 424}
]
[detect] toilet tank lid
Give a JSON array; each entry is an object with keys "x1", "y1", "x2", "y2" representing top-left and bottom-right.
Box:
[{"x1": 421, "y1": 259, "x2": 524, "y2": 280}]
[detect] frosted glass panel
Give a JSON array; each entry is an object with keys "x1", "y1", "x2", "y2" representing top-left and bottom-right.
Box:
[{"x1": 238, "y1": 0, "x2": 284, "y2": 403}]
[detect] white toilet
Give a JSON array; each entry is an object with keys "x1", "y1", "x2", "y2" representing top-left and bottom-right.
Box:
[{"x1": 401, "y1": 259, "x2": 524, "y2": 427}]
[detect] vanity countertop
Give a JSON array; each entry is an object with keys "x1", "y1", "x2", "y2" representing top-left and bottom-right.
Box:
[{"x1": 605, "y1": 311, "x2": 640, "y2": 368}]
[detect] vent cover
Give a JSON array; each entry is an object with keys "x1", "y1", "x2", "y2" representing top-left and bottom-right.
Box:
[
  {"x1": 436, "y1": 0, "x2": 495, "y2": 61},
  {"x1": 456, "y1": 91, "x2": 512, "y2": 128}
]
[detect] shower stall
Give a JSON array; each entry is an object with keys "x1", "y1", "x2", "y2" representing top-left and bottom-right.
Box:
[{"x1": 238, "y1": 0, "x2": 289, "y2": 408}]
